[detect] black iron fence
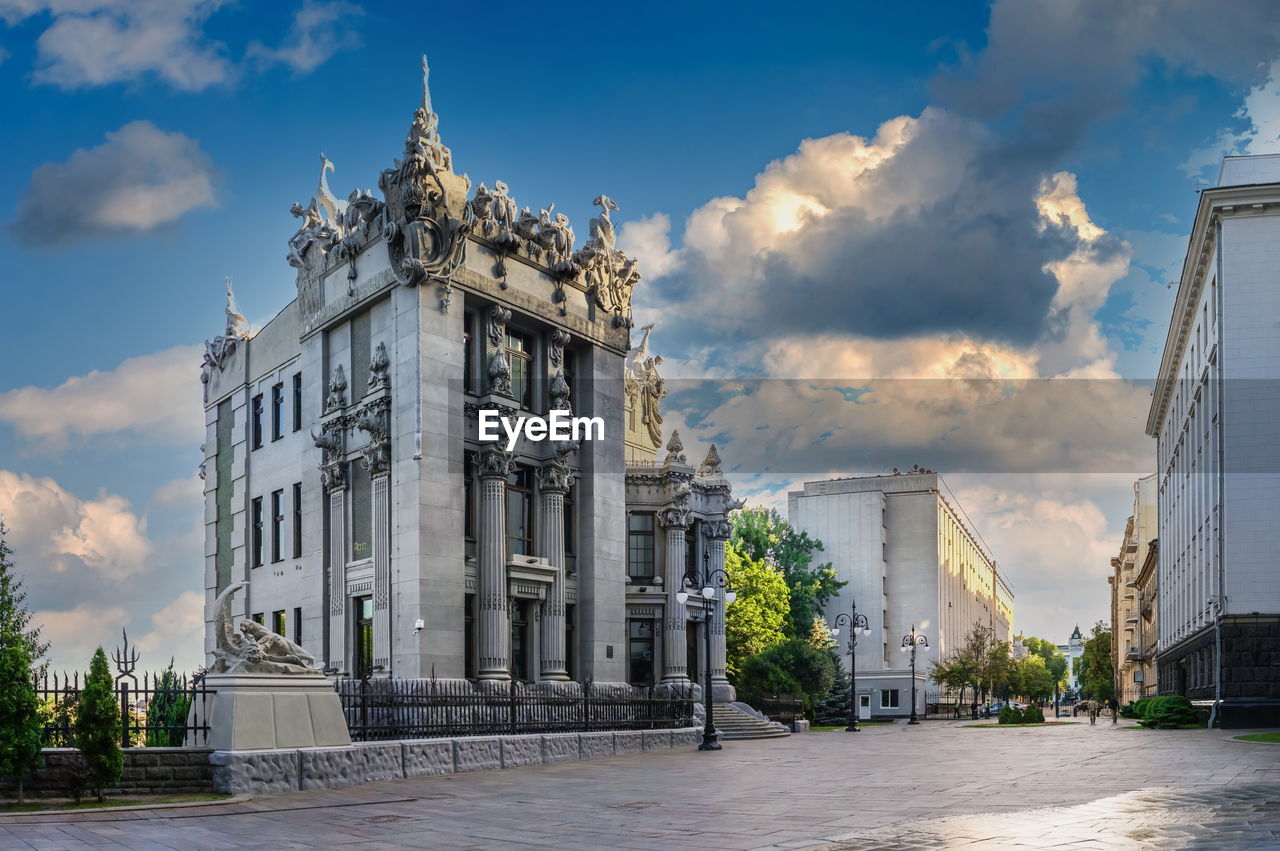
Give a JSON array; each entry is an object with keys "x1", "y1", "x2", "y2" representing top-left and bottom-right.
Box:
[
  {"x1": 758, "y1": 695, "x2": 804, "y2": 725},
  {"x1": 335, "y1": 678, "x2": 696, "y2": 742},
  {"x1": 32, "y1": 670, "x2": 214, "y2": 749}
]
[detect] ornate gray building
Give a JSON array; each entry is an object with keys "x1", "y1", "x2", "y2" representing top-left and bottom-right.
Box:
[{"x1": 199, "y1": 58, "x2": 736, "y2": 698}]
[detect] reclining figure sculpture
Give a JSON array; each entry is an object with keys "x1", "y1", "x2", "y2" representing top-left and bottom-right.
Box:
[{"x1": 209, "y1": 581, "x2": 322, "y2": 675}]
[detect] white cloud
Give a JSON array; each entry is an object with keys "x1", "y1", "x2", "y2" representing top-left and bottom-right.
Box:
[
  {"x1": 135, "y1": 590, "x2": 205, "y2": 669},
  {"x1": 3, "y1": 0, "x2": 233, "y2": 91},
  {"x1": 0, "y1": 470, "x2": 152, "y2": 581},
  {"x1": 246, "y1": 0, "x2": 362, "y2": 73},
  {"x1": 619, "y1": 213, "x2": 679, "y2": 280},
  {"x1": 13, "y1": 122, "x2": 216, "y2": 246},
  {"x1": 32, "y1": 603, "x2": 131, "y2": 670},
  {"x1": 151, "y1": 475, "x2": 204, "y2": 508},
  {"x1": 0, "y1": 344, "x2": 203, "y2": 448},
  {"x1": 1182, "y1": 58, "x2": 1280, "y2": 176}
]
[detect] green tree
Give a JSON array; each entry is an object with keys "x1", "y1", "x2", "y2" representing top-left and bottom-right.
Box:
[
  {"x1": 724, "y1": 542, "x2": 790, "y2": 676},
  {"x1": 74, "y1": 648, "x2": 123, "y2": 802},
  {"x1": 806, "y1": 614, "x2": 836, "y2": 652},
  {"x1": 1021, "y1": 636, "x2": 1069, "y2": 688},
  {"x1": 813, "y1": 667, "x2": 853, "y2": 726},
  {"x1": 735, "y1": 638, "x2": 837, "y2": 715},
  {"x1": 145, "y1": 659, "x2": 191, "y2": 747},
  {"x1": 0, "y1": 522, "x2": 49, "y2": 667},
  {"x1": 1012, "y1": 655, "x2": 1055, "y2": 702},
  {"x1": 0, "y1": 522, "x2": 46, "y2": 804},
  {"x1": 1077, "y1": 621, "x2": 1115, "y2": 702},
  {"x1": 730, "y1": 508, "x2": 844, "y2": 640}
]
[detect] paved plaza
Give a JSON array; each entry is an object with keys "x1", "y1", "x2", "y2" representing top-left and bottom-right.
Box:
[{"x1": 1, "y1": 720, "x2": 1277, "y2": 849}]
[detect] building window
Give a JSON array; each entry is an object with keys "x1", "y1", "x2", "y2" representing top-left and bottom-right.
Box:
[
  {"x1": 511, "y1": 600, "x2": 529, "y2": 682},
  {"x1": 564, "y1": 482, "x2": 576, "y2": 574},
  {"x1": 272, "y1": 610, "x2": 286, "y2": 636},
  {"x1": 251, "y1": 394, "x2": 264, "y2": 449},
  {"x1": 270, "y1": 489, "x2": 284, "y2": 562},
  {"x1": 881, "y1": 689, "x2": 900, "y2": 709},
  {"x1": 251, "y1": 497, "x2": 264, "y2": 567},
  {"x1": 506, "y1": 466, "x2": 534, "y2": 556},
  {"x1": 565, "y1": 604, "x2": 576, "y2": 681},
  {"x1": 251, "y1": 612, "x2": 264, "y2": 625},
  {"x1": 271, "y1": 382, "x2": 284, "y2": 441},
  {"x1": 351, "y1": 310, "x2": 371, "y2": 403},
  {"x1": 353, "y1": 596, "x2": 373, "y2": 678},
  {"x1": 463, "y1": 312, "x2": 475, "y2": 394},
  {"x1": 293, "y1": 607, "x2": 302, "y2": 646},
  {"x1": 292, "y1": 482, "x2": 303, "y2": 559},
  {"x1": 464, "y1": 594, "x2": 476, "y2": 680},
  {"x1": 685, "y1": 521, "x2": 699, "y2": 577},
  {"x1": 464, "y1": 456, "x2": 475, "y2": 545},
  {"x1": 628, "y1": 619, "x2": 655, "y2": 686},
  {"x1": 628, "y1": 513, "x2": 655, "y2": 580},
  {"x1": 351, "y1": 462, "x2": 372, "y2": 561},
  {"x1": 292, "y1": 372, "x2": 303, "y2": 432},
  {"x1": 504, "y1": 329, "x2": 532, "y2": 408}
]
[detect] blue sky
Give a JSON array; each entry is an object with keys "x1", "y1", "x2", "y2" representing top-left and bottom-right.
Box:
[{"x1": 3, "y1": 0, "x2": 1279, "y2": 670}]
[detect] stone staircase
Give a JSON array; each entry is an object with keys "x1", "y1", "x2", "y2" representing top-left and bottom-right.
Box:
[{"x1": 710, "y1": 702, "x2": 792, "y2": 740}]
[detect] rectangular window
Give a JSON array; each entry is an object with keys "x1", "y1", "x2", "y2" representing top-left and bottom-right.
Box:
[
  {"x1": 351, "y1": 310, "x2": 371, "y2": 403},
  {"x1": 270, "y1": 489, "x2": 284, "y2": 562},
  {"x1": 215, "y1": 399, "x2": 234, "y2": 595},
  {"x1": 564, "y1": 482, "x2": 576, "y2": 573},
  {"x1": 464, "y1": 457, "x2": 475, "y2": 541},
  {"x1": 350, "y1": 462, "x2": 372, "y2": 561},
  {"x1": 628, "y1": 619, "x2": 655, "y2": 686},
  {"x1": 511, "y1": 599, "x2": 529, "y2": 682},
  {"x1": 292, "y1": 372, "x2": 303, "y2": 432},
  {"x1": 251, "y1": 394, "x2": 264, "y2": 449},
  {"x1": 292, "y1": 482, "x2": 303, "y2": 558},
  {"x1": 881, "y1": 688, "x2": 900, "y2": 709},
  {"x1": 293, "y1": 606, "x2": 302, "y2": 645},
  {"x1": 463, "y1": 312, "x2": 475, "y2": 394},
  {"x1": 506, "y1": 466, "x2": 533, "y2": 556},
  {"x1": 464, "y1": 594, "x2": 476, "y2": 680},
  {"x1": 353, "y1": 596, "x2": 373, "y2": 678},
  {"x1": 251, "y1": 612, "x2": 264, "y2": 625},
  {"x1": 251, "y1": 497, "x2": 264, "y2": 567},
  {"x1": 685, "y1": 521, "x2": 698, "y2": 577},
  {"x1": 628, "y1": 513, "x2": 655, "y2": 580},
  {"x1": 271, "y1": 382, "x2": 284, "y2": 441},
  {"x1": 565, "y1": 604, "x2": 576, "y2": 681},
  {"x1": 272, "y1": 609, "x2": 286, "y2": 636},
  {"x1": 504, "y1": 329, "x2": 532, "y2": 408}
]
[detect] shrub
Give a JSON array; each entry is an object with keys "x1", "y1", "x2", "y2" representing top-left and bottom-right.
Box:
[
  {"x1": 74, "y1": 648, "x2": 123, "y2": 802},
  {"x1": 1023, "y1": 705, "x2": 1045, "y2": 724},
  {"x1": 145, "y1": 660, "x2": 192, "y2": 747},
  {"x1": 733, "y1": 655, "x2": 802, "y2": 708},
  {"x1": 1138, "y1": 695, "x2": 1197, "y2": 729},
  {"x1": 1008, "y1": 706, "x2": 1025, "y2": 724},
  {"x1": 998, "y1": 705, "x2": 1014, "y2": 724}
]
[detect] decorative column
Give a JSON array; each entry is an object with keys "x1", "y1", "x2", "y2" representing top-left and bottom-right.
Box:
[
  {"x1": 704, "y1": 520, "x2": 733, "y2": 698},
  {"x1": 537, "y1": 450, "x2": 572, "y2": 681},
  {"x1": 477, "y1": 447, "x2": 512, "y2": 680},
  {"x1": 659, "y1": 506, "x2": 692, "y2": 684},
  {"x1": 316, "y1": 415, "x2": 348, "y2": 672},
  {"x1": 356, "y1": 395, "x2": 392, "y2": 672}
]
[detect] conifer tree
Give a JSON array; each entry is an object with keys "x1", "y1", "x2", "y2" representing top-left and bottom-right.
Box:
[
  {"x1": 74, "y1": 648, "x2": 123, "y2": 802},
  {"x1": 0, "y1": 522, "x2": 46, "y2": 804}
]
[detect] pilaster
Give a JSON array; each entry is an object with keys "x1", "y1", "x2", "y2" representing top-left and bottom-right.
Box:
[{"x1": 477, "y1": 447, "x2": 512, "y2": 680}]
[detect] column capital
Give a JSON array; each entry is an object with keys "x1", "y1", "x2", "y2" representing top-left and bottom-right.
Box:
[
  {"x1": 702, "y1": 519, "x2": 732, "y2": 541},
  {"x1": 475, "y1": 447, "x2": 514, "y2": 479},
  {"x1": 537, "y1": 458, "x2": 574, "y2": 493},
  {"x1": 658, "y1": 507, "x2": 693, "y2": 530}
]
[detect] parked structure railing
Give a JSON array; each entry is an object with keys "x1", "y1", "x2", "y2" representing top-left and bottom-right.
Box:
[{"x1": 334, "y1": 678, "x2": 696, "y2": 742}]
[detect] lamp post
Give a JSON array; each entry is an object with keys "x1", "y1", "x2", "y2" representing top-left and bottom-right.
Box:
[
  {"x1": 900, "y1": 625, "x2": 929, "y2": 725},
  {"x1": 831, "y1": 600, "x2": 871, "y2": 732},
  {"x1": 678, "y1": 550, "x2": 736, "y2": 751}
]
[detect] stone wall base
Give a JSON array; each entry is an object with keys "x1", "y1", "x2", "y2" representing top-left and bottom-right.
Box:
[
  {"x1": 1, "y1": 748, "x2": 214, "y2": 799},
  {"x1": 213, "y1": 726, "x2": 705, "y2": 795}
]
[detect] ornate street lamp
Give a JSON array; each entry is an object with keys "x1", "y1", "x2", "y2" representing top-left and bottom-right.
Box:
[
  {"x1": 900, "y1": 625, "x2": 929, "y2": 725},
  {"x1": 677, "y1": 550, "x2": 736, "y2": 751},
  {"x1": 830, "y1": 601, "x2": 871, "y2": 732}
]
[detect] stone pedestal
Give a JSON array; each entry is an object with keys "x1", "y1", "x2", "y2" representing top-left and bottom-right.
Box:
[{"x1": 203, "y1": 673, "x2": 352, "y2": 751}]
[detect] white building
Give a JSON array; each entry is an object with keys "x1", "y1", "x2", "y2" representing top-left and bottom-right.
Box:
[
  {"x1": 788, "y1": 469, "x2": 1014, "y2": 719},
  {"x1": 198, "y1": 57, "x2": 737, "y2": 700},
  {"x1": 1057, "y1": 626, "x2": 1084, "y2": 696},
  {"x1": 1108, "y1": 474, "x2": 1157, "y2": 702},
  {"x1": 1145, "y1": 154, "x2": 1280, "y2": 727}
]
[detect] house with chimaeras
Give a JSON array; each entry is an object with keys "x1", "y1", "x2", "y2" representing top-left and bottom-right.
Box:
[{"x1": 198, "y1": 57, "x2": 738, "y2": 703}]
